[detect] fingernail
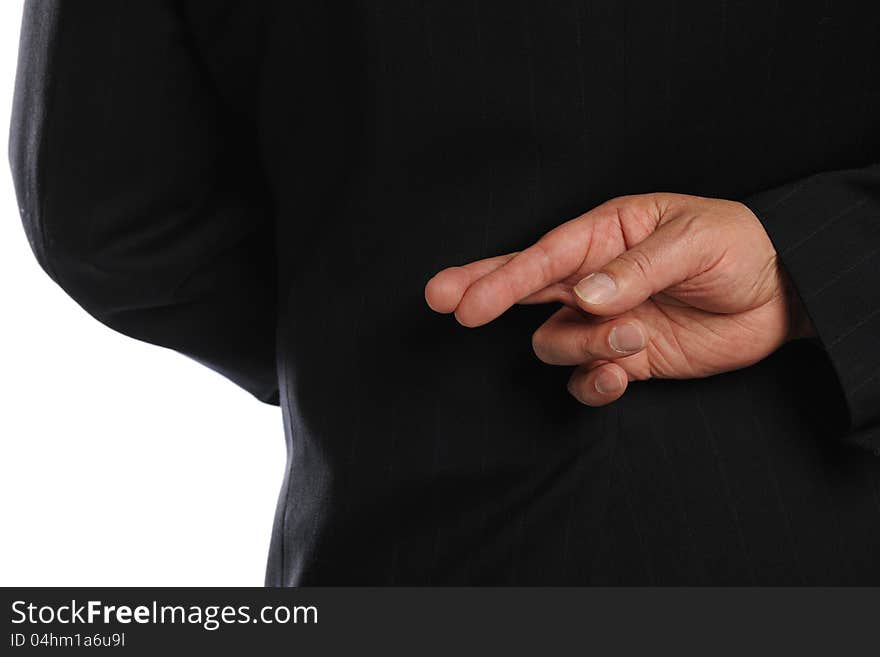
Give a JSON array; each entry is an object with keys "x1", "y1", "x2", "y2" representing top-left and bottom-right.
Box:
[
  {"x1": 574, "y1": 272, "x2": 617, "y2": 305},
  {"x1": 595, "y1": 370, "x2": 621, "y2": 395},
  {"x1": 609, "y1": 323, "x2": 645, "y2": 353}
]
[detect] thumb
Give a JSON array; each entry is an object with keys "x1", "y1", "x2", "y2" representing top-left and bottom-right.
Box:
[{"x1": 572, "y1": 218, "x2": 714, "y2": 316}]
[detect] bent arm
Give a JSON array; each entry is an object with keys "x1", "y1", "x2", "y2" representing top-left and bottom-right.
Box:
[{"x1": 9, "y1": 0, "x2": 279, "y2": 404}]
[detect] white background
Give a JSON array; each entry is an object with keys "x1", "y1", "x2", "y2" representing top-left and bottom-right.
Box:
[{"x1": 0, "y1": 1, "x2": 285, "y2": 586}]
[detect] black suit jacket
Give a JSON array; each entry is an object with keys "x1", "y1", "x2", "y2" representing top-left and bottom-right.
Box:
[{"x1": 10, "y1": 0, "x2": 880, "y2": 584}]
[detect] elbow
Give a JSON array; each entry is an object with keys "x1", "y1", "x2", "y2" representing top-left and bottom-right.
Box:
[
  {"x1": 10, "y1": 130, "x2": 121, "y2": 321},
  {"x1": 15, "y1": 193, "x2": 175, "y2": 326}
]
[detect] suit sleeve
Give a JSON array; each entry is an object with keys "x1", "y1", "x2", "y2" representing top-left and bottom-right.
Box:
[
  {"x1": 9, "y1": 0, "x2": 280, "y2": 405},
  {"x1": 743, "y1": 163, "x2": 880, "y2": 451}
]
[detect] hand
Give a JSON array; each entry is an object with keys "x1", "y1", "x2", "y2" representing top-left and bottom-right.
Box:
[{"x1": 425, "y1": 193, "x2": 815, "y2": 406}]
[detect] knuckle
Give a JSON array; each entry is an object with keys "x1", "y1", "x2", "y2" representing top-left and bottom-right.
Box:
[
  {"x1": 527, "y1": 242, "x2": 556, "y2": 283},
  {"x1": 617, "y1": 248, "x2": 654, "y2": 281},
  {"x1": 682, "y1": 211, "x2": 712, "y2": 237},
  {"x1": 577, "y1": 331, "x2": 595, "y2": 360},
  {"x1": 598, "y1": 194, "x2": 627, "y2": 210},
  {"x1": 679, "y1": 213, "x2": 719, "y2": 265},
  {"x1": 599, "y1": 195, "x2": 638, "y2": 224}
]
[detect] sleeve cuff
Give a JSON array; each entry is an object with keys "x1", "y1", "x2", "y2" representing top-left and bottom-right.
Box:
[{"x1": 742, "y1": 165, "x2": 880, "y2": 451}]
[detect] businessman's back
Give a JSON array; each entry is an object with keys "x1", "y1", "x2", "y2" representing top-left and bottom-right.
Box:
[{"x1": 12, "y1": 0, "x2": 880, "y2": 584}]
